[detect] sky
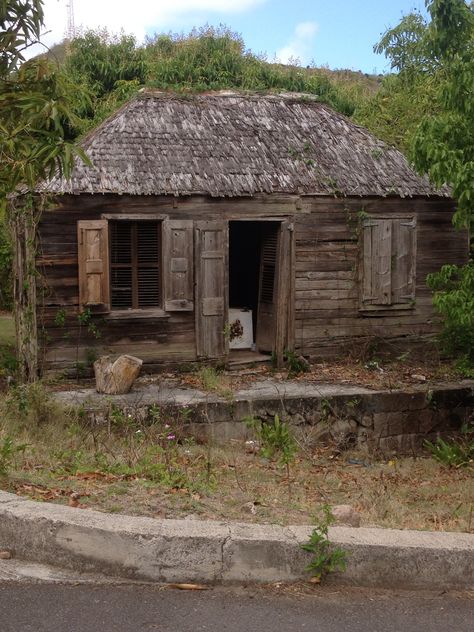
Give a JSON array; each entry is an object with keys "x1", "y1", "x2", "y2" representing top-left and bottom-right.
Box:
[{"x1": 37, "y1": 0, "x2": 429, "y2": 74}]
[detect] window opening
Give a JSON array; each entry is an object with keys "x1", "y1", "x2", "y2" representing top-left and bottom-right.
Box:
[{"x1": 110, "y1": 221, "x2": 161, "y2": 310}]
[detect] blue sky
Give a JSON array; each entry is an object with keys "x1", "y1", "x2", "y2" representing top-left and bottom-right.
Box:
[{"x1": 40, "y1": 0, "x2": 428, "y2": 74}]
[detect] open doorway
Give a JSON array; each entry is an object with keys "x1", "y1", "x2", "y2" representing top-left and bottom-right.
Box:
[{"x1": 228, "y1": 220, "x2": 281, "y2": 362}]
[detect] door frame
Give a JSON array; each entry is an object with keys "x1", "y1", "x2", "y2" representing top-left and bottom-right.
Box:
[{"x1": 227, "y1": 217, "x2": 295, "y2": 366}]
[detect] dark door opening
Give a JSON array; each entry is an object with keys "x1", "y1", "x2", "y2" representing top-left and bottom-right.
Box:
[{"x1": 228, "y1": 221, "x2": 280, "y2": 356}]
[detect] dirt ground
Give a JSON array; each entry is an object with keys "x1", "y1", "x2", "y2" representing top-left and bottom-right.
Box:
[{"x1": 3, "y1": 440, "x2": 473, "y2": 533}]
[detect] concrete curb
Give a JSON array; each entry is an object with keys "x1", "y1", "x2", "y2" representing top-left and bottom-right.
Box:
[{"x1": 0, "y1": 490, "x2": 473, "y2": 589}]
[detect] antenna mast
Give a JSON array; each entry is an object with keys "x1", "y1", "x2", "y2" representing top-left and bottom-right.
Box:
[{"x1": 66, "y1": 0, "x2": 76, "y2": 40}]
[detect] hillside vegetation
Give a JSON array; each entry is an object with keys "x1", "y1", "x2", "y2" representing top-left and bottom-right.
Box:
[{"x1": 41, "y1": 26, "x2": 389, "y2": 143}]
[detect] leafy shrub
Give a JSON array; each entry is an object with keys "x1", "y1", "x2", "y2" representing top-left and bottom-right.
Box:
[
  {"x1": 426, "y1": 263, "x2": 474, "y2": 372},
  {"x1": 246, "y1": 413, "x2": 297, "y2": 465},
  {"x1": 424, "y1": 424, "x2": 474, "y2": 468}
]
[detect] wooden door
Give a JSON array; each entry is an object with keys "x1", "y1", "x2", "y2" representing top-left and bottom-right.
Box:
[
  {"x1": 256, "y1": 221, "x2": 293, "y2": 365},
  {"x1": 195, "y1": 221, "x2": 228, "y2": 359}
]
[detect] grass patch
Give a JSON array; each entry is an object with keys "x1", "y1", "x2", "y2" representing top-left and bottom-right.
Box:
[
  {"x1": 0, "y1": 314, "x2": 14, "y2": 346},
  {"x1": 0, "y1": 313, "x2": 16, "y2": 375}
]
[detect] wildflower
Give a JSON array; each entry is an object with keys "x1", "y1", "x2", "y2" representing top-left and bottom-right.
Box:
[
  {"x1": 164, "y1": 424, "x2": 170, "y2": 429},
  {"x1": 167, "y1": 434, "x2": 176, "y2": 440}
]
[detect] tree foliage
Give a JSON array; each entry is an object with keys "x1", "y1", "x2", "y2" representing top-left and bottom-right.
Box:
[
  {"x1": 0, "y1": 1, "x2": 88, "y2": 204},
  {"x1": 427, "y1": 263, "x2": 474, "y2": 369},
  {"x1": 412, "y1": 0, "x2": 474, "y2": 231},
  {"x1": 374, "y1": 0, "x2": 474, "y2": 230},
  {"x1": 0, "y1": 1, "x2": 88, "y2": 382},
  {"x1": 375, "y1": 1, "x2": 474, "y2": 369},
  {"x1": 355, "y1": 10, "x2": 441, "y2": 152},
  {"x1": 0, "y1": 0, "x2": 44, "y2": 76},
  {"x1": 62, "y1": 25, "x2": 361, "y2": 136},
  {"x1": 67, "y1": 30, "x2": 147, "y2": 96}
]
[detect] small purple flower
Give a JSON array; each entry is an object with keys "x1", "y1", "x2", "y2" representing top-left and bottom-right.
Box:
[{"x1": 166, "y1": 433, "x2": 176, "y2": 440}]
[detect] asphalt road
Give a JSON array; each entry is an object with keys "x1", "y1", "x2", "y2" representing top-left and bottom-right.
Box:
[{"x1": 0, "y1": 583, "x2": 473, "y2": 632}]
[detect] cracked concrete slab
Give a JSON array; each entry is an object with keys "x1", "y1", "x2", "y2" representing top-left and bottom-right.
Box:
[{"x1": 1, "y1": 491, "x2": 473, "y2": 589}]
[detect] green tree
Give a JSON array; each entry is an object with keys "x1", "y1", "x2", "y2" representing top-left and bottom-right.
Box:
[
  {"x1": 413, "y1": 1, "x2": 474, "y2": 369},
  {"x1": 354, "y1": 10, "x2": 441, "y2": 152},
  {"x1": 411, "y1": 0, "x2": 474, "y2": 231},
  {"x1": 375, "y1": 1, "x2": 474, "y2": 230},
  {"x1": 1, "y1": 0, "x2": 87, "y2": 381},
  {"x1": 376, "y1": 1, "x2": 474, "y2": 368}
]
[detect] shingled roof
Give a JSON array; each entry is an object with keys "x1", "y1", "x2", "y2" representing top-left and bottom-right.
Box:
[{"x1": 43, "y1": 91, "x2": 448, "y2": 198}]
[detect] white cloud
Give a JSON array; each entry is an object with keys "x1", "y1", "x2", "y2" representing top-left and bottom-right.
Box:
[
  {"x1": 276, "y1": 21, "x2": 319, "y2": 65},
  {"x1": 33, "y1": 0, "x2": 266, "y2": 52}
]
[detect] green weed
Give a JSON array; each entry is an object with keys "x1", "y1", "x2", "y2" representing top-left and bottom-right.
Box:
[
  {"x1": 0, "y1": 436, "x2": 28, "y2": 477},
  {"x1": 245, "y1": 413, "x2": 297, "y2": 498},
  {"x1": 301, "y1": 505, "x2": 347, "y2": 580},
  {"x1": 424, "y1": 424, "x2": 474, "y2": 468}
]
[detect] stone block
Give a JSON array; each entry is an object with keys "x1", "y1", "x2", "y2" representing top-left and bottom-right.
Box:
[
  {"x1": 359, "y1": 413, "x2": 373, "y2": 429},
  {"x1": 407, "y1": 392, "x2": 431, "y2": 411},
  {"x1": 373, "y1": 412, "x2": 392, "y2": 438},
  {"x1": 378, "y1": 436, "x2": 402, "y2": 455},
  {"x1": 397, "y1": 434, "x2": 422, "y2": 455},
  {"x1": 418, "y1": 409, "x2": 440, "y2": 434},
  {"x1": 388, "y1": 411, "x2": 420, "y2": 436},
  {"x1": 364, "y1": 392, "x2": 412, "y2": 414}
]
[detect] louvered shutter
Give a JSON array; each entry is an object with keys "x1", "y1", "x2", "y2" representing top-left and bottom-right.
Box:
[
  {"x1": 163, "y1": 219, "x2": 194, "y2": 311},
  {"x1": 260, "y1": 227, "x2": 279, "y2": 303},
  {"x1": 392, "y1": 218, "x2": 416, "y2": 304},
  {"x1": 77, "y1": 220, "x2": 110, "y2": 312},
  {"x1": 362, "y1": 219, "x2": 392, "y2": 306},
  {"x1": 256, "y1": 223, "x2": 280, "y2": 353},
  {"x1": 109, "y1": 221, "x2": 162, "y2": 310}
]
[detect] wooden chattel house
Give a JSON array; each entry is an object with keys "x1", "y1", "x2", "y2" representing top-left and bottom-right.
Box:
[{"x1": 36, "y1": 91, "x2": 468, "y2": 372}]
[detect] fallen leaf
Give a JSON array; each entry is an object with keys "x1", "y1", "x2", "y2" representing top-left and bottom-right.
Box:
[{"x1": 167, "y1": 583, "x2": 209, "y2": 591}]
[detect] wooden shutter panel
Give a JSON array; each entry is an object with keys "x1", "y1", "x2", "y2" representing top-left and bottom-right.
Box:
[
  {"x1": 362, "y1": 219, "x2": 392, "y2": 306},
  {"x1": 392, "y1": 218, "x2": 416, "y2": 304},
  {"x1": 163, "y1": 219, "x2": 194, "y2": 311},
  {"x1": 195, "y1": 220, "x2": 228, "y2": 359},
  {"x1": 77, "y1": 220, "x2": 110, "y2": 312}
]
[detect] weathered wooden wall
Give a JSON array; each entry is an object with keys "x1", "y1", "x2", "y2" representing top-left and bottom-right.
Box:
[
  {"x1": 37, "y1": 194, "x2": 467, "y2": 371},
  {"x1": 294, "y1": 196, "x2": 467, "y2": 358}
]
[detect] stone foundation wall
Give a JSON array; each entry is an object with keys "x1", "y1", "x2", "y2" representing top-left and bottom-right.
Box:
[
  {"x1": 252, "y1": 386, "x2": 473, "y2": 456},
  {"x1": 80, "y1": 382, "x2": 474, "y2": 456}
]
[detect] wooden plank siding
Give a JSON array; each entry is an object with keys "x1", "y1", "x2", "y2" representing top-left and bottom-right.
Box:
[
  {"x1": 36, "y1": 193, "x2": 467, "y2": 371},
  {"x1": 293, "y1": 196, "x2": 467, "y2": 358}
]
